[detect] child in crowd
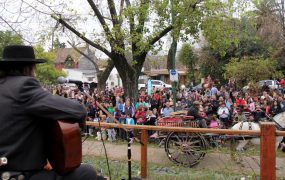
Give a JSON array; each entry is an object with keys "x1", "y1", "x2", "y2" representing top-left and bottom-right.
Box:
[
  {"x1": 106, "y1": 114, "x2": 116, "y2": 142},
  {"x1": 209, "y1": 114, "x2": 220, "y2": 129},
  {"x1": 118, "y1": 112, "x2": 126, "y2": 139},
  {"x1": 199, "y1": 107, "x2": 207, "y2": 119},
  {"x1": 125, "y1": 113, "x2": 135, "y2": 143}
]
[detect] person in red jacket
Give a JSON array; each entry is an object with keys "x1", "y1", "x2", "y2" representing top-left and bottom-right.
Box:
[
  {"x1": 235, "y1": 94, "x2": 246, "y2": 107},
  {"x1": 280, "y1": 79, "x2": 285, "y2": 89},
  {"x1": 135, "y1": 105, "x2": 146, "y2": 124}
]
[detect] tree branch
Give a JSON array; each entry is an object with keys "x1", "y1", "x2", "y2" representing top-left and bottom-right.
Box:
[
  {"x1": 125, "y1": 0, "x2": 136, "y2": 53},
  {"x1": 87, "y1": 0, "x2": 115, "y2": 44},
  {"x1": 51, "y1": 14, "x2": 113, "y2": 59},
  {"x1": 107, "y1": 0, "x2": 119, "y2": 27},
  {"x1": 118, "y1": 0, "x2": 124, "y2": 26},
  {"x1": 192, "y1": 0, "x2": 204, "y2": 9},
  {"x1": 125, "y1": 0, "x2": 135, "y2": 33},
  {"x1": 136, "y1": 0, "x2": 150, "y2": 35},
  {"x1": 100, "y1": 59, "x2": 114, "y2": 79},
  {"x1": 67, "y1": 41, "x2": 99, "y2": 73},
  {"x1": 148, "y1": 25, "x2": 173, "y2": 46},
  {"x1": 134, "y1": 25, "x2": 173, "y2": 69},
  {"x1": 0, "y1": 16, "x2": 32, "y2": 44},
  {"x1": 107, "y1": 0, "x2": 125, "y2": 49}
]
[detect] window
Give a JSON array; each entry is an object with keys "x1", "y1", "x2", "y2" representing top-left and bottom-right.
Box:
[
  {"x1": 151, "y1": 81, "x2": 159, "y2": 85},
  {"x1": 267, "y1": 81, "x2": 272, "y2": 85},
  {"x1": 65, "y1": 55, "x2": 74, "y2": 68}
]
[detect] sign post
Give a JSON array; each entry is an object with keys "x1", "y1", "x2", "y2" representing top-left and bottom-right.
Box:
[
  {"x1": 170, "y1": 69, "x2": 178, "y2": 111},
  {"x1": 170, "y1": 0, "x2": 178, "y2": 112},
  {"x1": 170, "y1": 69, "x2": 178, "y2": 82}
]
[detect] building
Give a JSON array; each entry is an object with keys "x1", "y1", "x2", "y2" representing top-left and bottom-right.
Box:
[
  {"x1": 55, "y1": 47, "x2": 188, "y2": 88},
  {"x1": 143, "y1": 55, "x2": 188, "y2": 86},
  {"x1": 55, "y1": 47, "x2": 85, "y2": 70},
  {"x1": 55, "y1": 46, "x2": 98, "y2": 82},
  {"x1": 106, "y1": 68, "x2": 122, "y2": 88}
]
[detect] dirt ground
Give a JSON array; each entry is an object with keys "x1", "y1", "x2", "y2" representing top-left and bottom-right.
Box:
[{"x1": 83, "y1": 140, "x2": 285, "y2": 178}]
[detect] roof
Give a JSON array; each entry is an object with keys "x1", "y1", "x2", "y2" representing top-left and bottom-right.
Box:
[
  {"x1": 144, "y1": 69, "x2": 187, "y2": 76},
  {"x1": 78, "y1": 47, "x2": 97, "y2": 70},
  {"x1": 143, "y1": 55, "x2": 188, "y2": 76},
  {"x1": 93, "y1": 55, "x2": 189, "y2": 75},
  {"x1": 55, "y1": 47, "x2": 86, "y2": 63}
]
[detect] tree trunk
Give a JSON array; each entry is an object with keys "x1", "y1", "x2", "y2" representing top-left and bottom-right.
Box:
[
  {"x1": 167, "y1": 46, "x2": 174, "y2": 70},
  {"x1": 121, "y1": 72, "x2": 139, "y2": 102},
  {"x1": 97, "y1": 60, "x2": 114, "y2": 91},
  {"x1": 114, "y1": 55, "x2": 141, "y2": 102}
]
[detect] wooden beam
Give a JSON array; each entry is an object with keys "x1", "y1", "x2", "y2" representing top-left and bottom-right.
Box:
[
  {"x1": 276, "y1": 130, "x2": 285, "y2": 136},
  {"x1": 260, "y1": 122, "x2": 276, "y2": 180},
  {"x1": 141, "y1": 129, "x2": 148, "y2": 179},
  {"x1": 86, "y1": 122, "x2": 260, "y2": 136}
]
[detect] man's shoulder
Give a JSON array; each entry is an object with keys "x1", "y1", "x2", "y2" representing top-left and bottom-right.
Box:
[
  {"x1": 2, "y1": 76, "x2": 39, "y2": 92},
  {"x1": 4, "y1": 76, "x2": 35, "y2": 83},
  {"x1": 7, "y1": 75, "x2": 36, "y2": 81}
]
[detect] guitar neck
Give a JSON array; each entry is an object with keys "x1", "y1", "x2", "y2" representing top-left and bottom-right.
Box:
[{"x1": 83, "y1": 91, "x2": 119, "y2": 123}]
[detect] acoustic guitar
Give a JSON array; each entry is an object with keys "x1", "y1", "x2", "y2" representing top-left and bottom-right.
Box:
[{"x1": 45, "y1": 120, "x2": 82, "y2": 175}]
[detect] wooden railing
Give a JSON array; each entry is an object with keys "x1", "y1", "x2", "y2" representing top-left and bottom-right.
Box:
[{"x1": 86, "y1": 121, "x2": 285, "y2": 180}]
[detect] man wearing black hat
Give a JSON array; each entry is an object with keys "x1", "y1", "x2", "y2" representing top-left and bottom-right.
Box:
[
  {"x1": 187, "y1": 101, "x2": 207, "y2": 128},
  {"x1": 0, "y1": 45, "x2": 104, "y2": 179}
]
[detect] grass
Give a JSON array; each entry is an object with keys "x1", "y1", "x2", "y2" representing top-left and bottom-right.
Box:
[
  {"x1": 83, "y1": 155, "x2": 257, "y2": 180},
  {"x1": 84, "y1": 131, "x2": 285, "y2": 179},
  {"x1": 83, "y1": 137, "x2": 285, "y2": 179},
  {"x1": 86, "y1": 135, "x2": 285, "y2": 158},
  {"x1": 204, "y1": 141, "x2": 285, "y2": 158}
]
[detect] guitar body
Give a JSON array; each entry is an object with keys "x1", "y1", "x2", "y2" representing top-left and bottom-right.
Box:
[{"x1": 46, "y1": 120, "x2": 82, "y2": 175}]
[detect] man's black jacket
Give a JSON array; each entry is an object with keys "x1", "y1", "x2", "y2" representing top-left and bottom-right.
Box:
[
  {"x1": 187, "y1": 106, "x2": 202, "y2": 119},
  {"x1": 0, "y1": 76, "x2": 87, "y2": 171}
]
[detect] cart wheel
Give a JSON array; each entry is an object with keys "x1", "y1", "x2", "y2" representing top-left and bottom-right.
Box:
[{"x1": 164, "y1": 132, "x2": 208, "y2": 167}]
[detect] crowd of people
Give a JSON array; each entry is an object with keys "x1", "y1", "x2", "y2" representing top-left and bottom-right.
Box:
[{"x1": 44, "y1": 79, "x2": 285, "y2": 146}]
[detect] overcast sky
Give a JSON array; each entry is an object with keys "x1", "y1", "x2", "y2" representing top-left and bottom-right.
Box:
[{"x1": 0, "y1": 0, "x2": 254, "y2": 59}]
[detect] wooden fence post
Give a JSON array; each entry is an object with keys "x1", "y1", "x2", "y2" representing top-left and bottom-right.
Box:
[
  {"x1": 260, "y1": 122, "x2": 276, "y2": 180},
  {"x1": 141, "y1": 129, "x2": 148, "y2": 179}
]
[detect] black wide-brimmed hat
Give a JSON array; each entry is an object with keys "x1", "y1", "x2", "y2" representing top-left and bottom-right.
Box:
[{"x1": 0, "y1": 45, "x2": 47, "y2": 65}]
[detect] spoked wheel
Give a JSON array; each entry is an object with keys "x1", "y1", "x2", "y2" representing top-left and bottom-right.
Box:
[{"x1": 164, "y1": 132, "x2": 208, "y2": 167}]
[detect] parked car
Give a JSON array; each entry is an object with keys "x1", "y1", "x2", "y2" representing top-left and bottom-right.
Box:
[
  {"x1": 243, "y1": 80, "x2": 280, "y2": 92},
  {"x1": 138, "y1": 80, "x2": 172, "y2": 90},
  {"x1": 61, "y1": 83, "x2": 77, "y2": 90},
  {"x1": 149, "y1": 80, "x2": 172, "y2": 90},
  {"x1": 138, "y1": 83, "x2": 146, "y2": 90},
  {"x1": 259, "y1": 80, "x2": 280, "y2": 89},
  {"x1": 138, "y1": 78, "x2": 147, "y2": 90}
]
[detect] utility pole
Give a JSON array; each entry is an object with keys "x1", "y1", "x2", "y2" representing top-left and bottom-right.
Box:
[{"x1": 171, "y1": 0, "x2": 177, "y2": 111}]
